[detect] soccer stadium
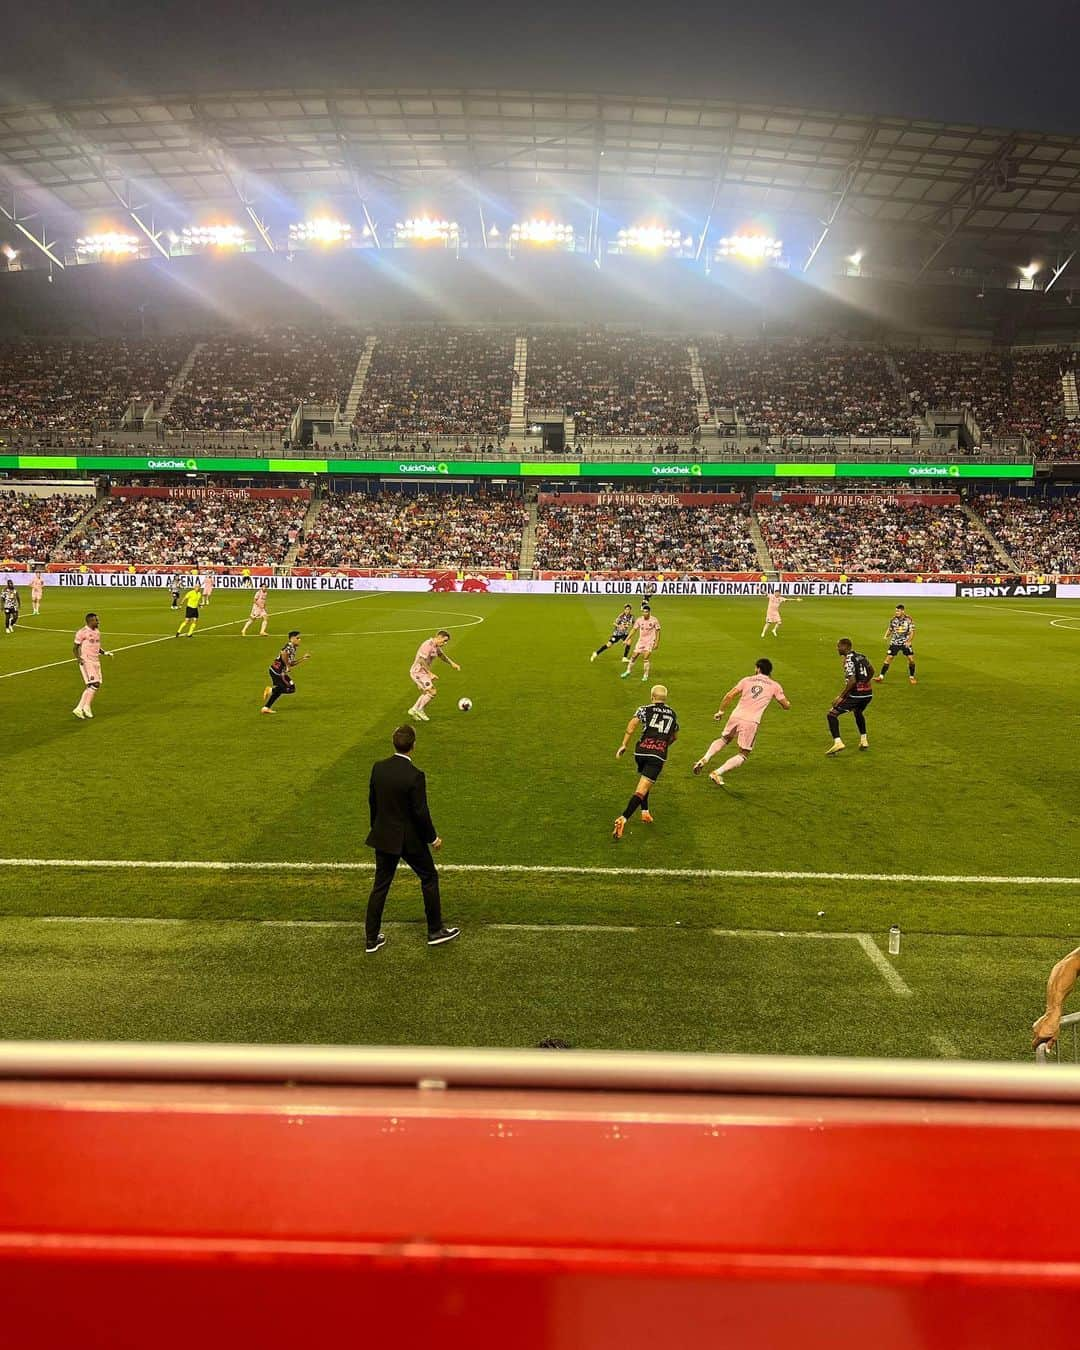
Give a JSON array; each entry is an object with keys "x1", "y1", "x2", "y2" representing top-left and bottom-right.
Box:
[{"x1": 2, "y1": 59, "x2": 1080, "y2": 1346}]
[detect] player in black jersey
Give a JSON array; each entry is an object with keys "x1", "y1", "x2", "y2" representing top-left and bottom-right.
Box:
[
  {"x1": 167, "y1": 574, "x2": 182, "y2": 610},
  {"x1": 873, "y1": 604, "x2": 917, "y2": 684},
  {"x1": 261, "y1": 630, "x2": 310, "y2": 714},
  {"x1": 826, "y1": 638, "x2": 874, "y2": 755},
  {"x1": 612, "y1": 684, "x2": 679, "y2": 839},
  {"x1": 591, "y1": 604, "x2": 635, "y2": 663}
]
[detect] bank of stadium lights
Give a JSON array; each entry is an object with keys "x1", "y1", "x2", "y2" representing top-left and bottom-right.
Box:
[
  {"x1": 613, "y1": 226, "x2": 694, "y2": 256},
  {"x1": 716, "y1": 234, "x2": 784, "y2": 265},
  {"x1": 75, "y1": 231, "x2": 141, "y2": 260},
  {"x1": 510, "y1": 219, "x2": 576, "y2": 250},
  {"x1": 394, "y1": 217, "x2": 460, "y2": 246},
  {"x1": 288, "y1": 218, "x2": 353, "y2": 247},
  {"x1": 172, "y1": 224, "x2": 249, "y2": 251}
]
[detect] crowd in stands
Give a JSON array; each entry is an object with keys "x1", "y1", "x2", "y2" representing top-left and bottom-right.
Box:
[
  {"x1": 66, "y1": 496, "x2": 308, "y2": 566},
  {"x1": 975, "y1": 495, "x2": 1080, "y2": 572},
  {"x1": 526, "y1": 331, "x2": 698, "y2": 437},
  {"x1": 166, "y1": 328, "x2": 364, "y2": 432},
  {"x1": 296, "y1": 491, "x2": 526, "y2": 570},
  {"x1": 0, "y1": 339, "x2": 190, "y2": 431},
  {"x1": 893, "y1": 346, "x2": 1080, "y2": 459},
  {"x1": 0, "y1": 491, "x2": 89, "y2": 564},
  {"x1": 533, "y1": 499, "x2": 760, "y2": 572},
  {"x1": 356, "y1": 328, "x2": 513, "y2": 437},
  {"x1": 756, "y1": 498, "x2": 1002, "y2": 573},
  {"x1": 701, "y1": 339, "x2": 912, "y2": 437}
]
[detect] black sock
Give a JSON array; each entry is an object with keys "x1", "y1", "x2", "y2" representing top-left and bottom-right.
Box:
[
  {"x1": 623, "y1": 643, "x2": 630, "y2": 658},
  {"x1": 595, "y1": 643, "x2": 608, "y2": 656},
  {"x1": 827, "y1": 713, "x2": 840, "y2": 739},
  {"x1": 879, "y1": 663, "x2": 890, "y2": 678},
  {"x1": 623, "y1": 793, "x2": 643, "y2": 819},
  {"x1": 266, "y1": 687, "x2": 283, "y2": 708},
  {"x1": 640, "y1": 791, "x2": 650, "y2": 812},
  {"x1": 854, "y1": 710, "x2": 867, "y2": 735},
  {"x1": 909, "y1": 662, "x2": 916, "y2": 677}
]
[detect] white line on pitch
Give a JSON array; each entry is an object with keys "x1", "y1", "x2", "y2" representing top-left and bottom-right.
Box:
[
  {"x1": 1, "y1": 858, "x2": 1077, "y2": 886},
  {"x1": 712, "y1": 927, "x2": 912, "y2": 997},
  {"x1": 854, "y1": 933, "x2": 913, "y2": 997},
  {"x1": 0, "y1": 592, "x2": 384, "y2": 681}
]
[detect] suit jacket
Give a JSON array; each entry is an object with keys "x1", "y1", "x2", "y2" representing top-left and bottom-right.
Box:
[{"x1": 365, "y1": 753, "x2": 438, "y2": 855}]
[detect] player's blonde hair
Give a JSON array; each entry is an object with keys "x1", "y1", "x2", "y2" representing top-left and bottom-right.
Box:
[{"x1": 651, "y1": 684, "x2": 668, "y2": 701}]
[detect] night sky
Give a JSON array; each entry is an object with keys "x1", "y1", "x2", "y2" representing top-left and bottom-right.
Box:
[{"x1": 0, "y1": 0, "x2": 1075, "y2": 134}]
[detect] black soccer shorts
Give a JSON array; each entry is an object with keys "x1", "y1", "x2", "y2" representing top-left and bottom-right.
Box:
[
  {"x1": 634, "y1": 752, "x2": 665, "y2": 782},
  {"x1": 888, "y1": 643, "x2": 913, "y2": 657},
  {"x1": 832, "y1": 692, "x2": 873, "y2": 717},
  {"x1": 184, "y1": 606, "x2": 200, "y2": 620}
]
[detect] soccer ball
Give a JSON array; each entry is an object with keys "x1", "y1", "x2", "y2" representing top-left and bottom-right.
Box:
[{"x1": 457, "y1": 697, "x2": 473, "y2": 712}]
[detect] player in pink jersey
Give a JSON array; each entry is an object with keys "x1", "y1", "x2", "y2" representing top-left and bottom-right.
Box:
[
  {"x1": 692, "y1": 657, "x2": 790, "y2": 785},
  {"x1": 406, "y1": 629, "x2": 460, "y2": 722},
  {"x1": 71, "y1": 612, "x2": 113, "y2": 720},
  {"x1": 761, "y1": 590, "x2": 801, "y2": 638},
  {"x1": 620, "y1": 607, "x2": 661, "y2": 683},
  {"x1": 241, "y1": 584, "x2": 270, "y2": 637},
  {"x1": 30, "y1": 571, "x2": 44, "y2": 615},
  {"x1": 200, "y1": 572, "x2": 215, "y2": 604}
]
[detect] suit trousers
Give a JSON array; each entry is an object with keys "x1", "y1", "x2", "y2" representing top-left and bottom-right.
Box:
[{"x1": 365, "y1": 846, "x2": 442, "y2": 943}]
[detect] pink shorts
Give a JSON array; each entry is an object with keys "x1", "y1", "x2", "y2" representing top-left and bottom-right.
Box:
[
  {"x1": 634, "y1": 641, "x2": 656, "y2": 656},
  {"x1": 82, "y1": 659, "x2": 102, "y2": 687},
  {"x1": 250, "y1": 604, "x2": 267, "y2": 618},
  {"x1": 723, "y1": 717, "x2": 759, "y2": 752},
  {"x1": 410, "y1": 667, "x2": 434, "y2": 693}
]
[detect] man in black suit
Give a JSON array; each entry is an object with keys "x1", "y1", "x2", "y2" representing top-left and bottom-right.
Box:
[{"x1": 364, "y1": 724, "x2": 459, "y2": 954}]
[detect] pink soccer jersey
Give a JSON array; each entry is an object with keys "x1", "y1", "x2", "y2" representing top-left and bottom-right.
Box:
[
  {"x1": 634, "y1": 615, "x2": 661, "y2": 651},
  {"x1": 250, "y1": 588, "x2": 268, "y2": 616},
  {"x1": 412, "y1": 637, "x2": 439, "y2": 673},
  {"x1": 201, "y1": 576, "x2": 214, "y2": 596},
  {"x1": 31, "y1": 576, "x2": 43, "y2": 598},
  {"x1": 730, "y1": 674, "x2": 786, "y2": 724},
  {"x1": 74, "y1": 625, "x2": 101, "y2": 660},
  {"x1": 765, "y1": 594, "x2": 788, "y2": 621}
]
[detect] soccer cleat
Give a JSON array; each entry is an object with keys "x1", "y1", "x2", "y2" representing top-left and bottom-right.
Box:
[
  {"x1": 590, "y1": 651, "x2": 597, "y2": 662},
  {"x1": 825, "y1": 741, "x2": 846, "y2": 757},
  {"x1": 873, "y1": 674, "x2": 885, "y2": 683},
  {"x1": 409, "y1": 708, "x2": 430, "y2": 722},
  {"x1": 692, "y1": 759, "x2": 705, "y2": 775},
  {"x1": 612, "y1": 816, "x2": 625, "y2": 841},
  {"x1": 83, "y1": 708, "x2": 94, "y2": 719},
  {"x1": 71, "y1": 707, "x2": 86, "y2": 720},
  {"x1": 709, "y1": 770, "x2": 724, "y2": 786},
  {"x1": 641, "y1": 810, "x2": 654, "y2": 824},
  {"x1": 859, "y1": 739, "x2": 870, "y2": 751},
  {"x1": 366, "y1": 934, "x2": 387, "y2": 953},
  {"x1": 260, "y1": 706, "x2": 275, "y2": 714},
  {"x1": 427, "y1": 926, "x2": 460, "y2": 947},
  {"x1": 641, "y1": 674, "x2": 648, "y2": 682},
  {"x1": 619, "y1": 669, "x2": 631, "y2": 679},
  {"x1": 909, "y1": 676, "x2": 917, "y2": 685}
]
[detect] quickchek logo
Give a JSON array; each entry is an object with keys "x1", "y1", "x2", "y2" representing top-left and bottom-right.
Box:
[
  {"x1": 147, "y1": 458, "x2": 196, "y2": 471},
  {"x1": 651, "y1": 464, "x2": 702, "y2": 477},
  {"x1": 398, "y1": 462, "x2": 449, "y2": 475},
  {"x1": 907, "y1": 465, "x2": 951, "y2": 477}
]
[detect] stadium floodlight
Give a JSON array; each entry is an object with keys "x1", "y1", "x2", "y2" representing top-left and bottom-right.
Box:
[
  {"x1": 1, "y1": 244, "x2": 17, "y2": 261},
  {"x1": 288, "y1": 217, "x2": 353, "y2": 246},
  {"x1": 509, "y1": 219, "x2": 576, "y2": 249},
  {"x1": 848, "y1": 251, "x2": 864, "y2": 267},
  {"x1": 611, "y1": 224, "x2": 693, "y2": 255},
  {"x1": 1020, "y1": 262, "x2": 1039, "y2": 280},
  {"x1": 394, "y1": 216, "x2": 461, "y2": 245},
  {"x1": 75, "y1": 231, "x2": 141, "y2": 259},
  {"x1": 179, "y1": 224, "x2": 248, "y2": 249},
  {"x1": 716, "y1": 234, "x2": 783, "y2": 264}
]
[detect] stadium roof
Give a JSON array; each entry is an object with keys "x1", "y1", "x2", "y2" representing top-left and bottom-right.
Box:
[{"x1": 2, "y1": 87, "x2": 1080, "y2": 275}]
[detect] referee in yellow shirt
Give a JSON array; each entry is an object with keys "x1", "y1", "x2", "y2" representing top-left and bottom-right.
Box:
[{"x1": 175, "y1": 583, "x2": 204, "y2": 638}]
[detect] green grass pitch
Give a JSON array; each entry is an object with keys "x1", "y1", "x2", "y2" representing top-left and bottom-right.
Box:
[{"x1": 1, "y1": 585, "x2": 1077, "y2": 1060}]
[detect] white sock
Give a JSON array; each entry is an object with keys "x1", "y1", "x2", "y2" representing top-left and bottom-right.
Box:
[{"x1": 718, "y1": 753, "x2": 746, "y2": 775}]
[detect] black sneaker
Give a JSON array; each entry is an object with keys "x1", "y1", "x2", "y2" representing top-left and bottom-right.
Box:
[
  {"x1": 365, "y1": 934, "x2": 387, "y2": 954},
  {"x1": 427, "y1": 926, "x2": 460, "y2": 947}
]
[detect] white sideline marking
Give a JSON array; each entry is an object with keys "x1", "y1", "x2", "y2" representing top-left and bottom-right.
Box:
[
  {"x1": 1050, "y1": 619, "x2": 1080, "y2": 631},
  {"x1": 490, "y1": 922, "x2": 638, "y2": 932},
  {"x1": 854, "y1": 933, "x2": 913, "y2": 998},
  {"x1": 0, "y1": 592, "x2": 385, "y2": 682},
  {"x1": 713, "y1": 927, "x2": 912, "y2": 997},
  {"x1": 1, "y1": 858, "x2": 1077, "y2": 886}
]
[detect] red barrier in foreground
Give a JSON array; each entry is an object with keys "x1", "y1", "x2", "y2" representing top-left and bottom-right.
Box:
[{"x1": 2, "y1": 1044, "x2": 1079, "y2": 1349}]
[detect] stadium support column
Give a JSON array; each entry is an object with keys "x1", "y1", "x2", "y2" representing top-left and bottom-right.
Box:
[{"x1": 0, "y1": 175, "x2": 65, "y2": 270}]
